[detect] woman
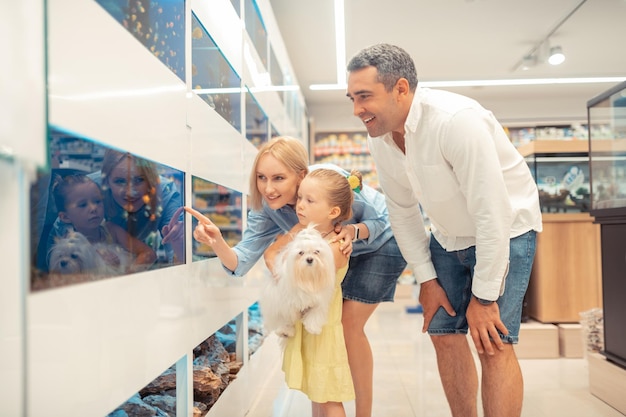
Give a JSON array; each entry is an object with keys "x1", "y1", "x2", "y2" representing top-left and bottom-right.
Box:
[{"x1": 187, "y1": 136, "x2": 406, "y2": 417}]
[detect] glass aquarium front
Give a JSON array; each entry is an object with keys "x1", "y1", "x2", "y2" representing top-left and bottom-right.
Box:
[
  {"x1": 525, "y1": 153, "x2": 591, "y2": 213},
  {"x1": 587, "y1": 80, "x2": 626, "y2": 213},
  {"x1": 190, "y1": 176, "x2": 242, "y2": 260},
  {"x1": 95, "y1": 0, "x2": 185, "y2": 81},
  {"x1": 30, "y1": 128, "x2": 186, "y2": 292}
]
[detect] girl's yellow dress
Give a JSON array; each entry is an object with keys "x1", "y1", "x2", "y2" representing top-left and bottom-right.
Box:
[{"x1": 281, "y1": 263, "x2": 355, "y2": 403}]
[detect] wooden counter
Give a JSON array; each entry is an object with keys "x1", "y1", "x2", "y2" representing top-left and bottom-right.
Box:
[
  {"x1": 516, "y1": 139, "x2": 626, "y2": 157},
  {"x1": 526, "y1": 212, "x2": 603, "y2": 323},
  {"x1": 516, "y1": 139, "x2": 589, "y2": 156}
]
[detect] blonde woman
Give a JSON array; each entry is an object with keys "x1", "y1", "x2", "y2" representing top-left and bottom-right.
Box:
[{"x1": 187, "y1": 136, "x2": 406, "y2": 417}]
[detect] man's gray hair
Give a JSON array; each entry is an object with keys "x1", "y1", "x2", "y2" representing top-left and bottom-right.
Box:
[{"x1": 347, "y1": 43, "x2": 418, "y2": 92}]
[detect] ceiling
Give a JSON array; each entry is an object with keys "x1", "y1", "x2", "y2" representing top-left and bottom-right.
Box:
[{"x1": 268, "y1": 0, "x2": 626, "y2": 127}]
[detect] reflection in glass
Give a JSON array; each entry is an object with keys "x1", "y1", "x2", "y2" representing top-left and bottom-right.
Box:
[
  {"x1": 30, "y1": 128, "x2": 185, "y2": 291},
  {"x1": 191, "y1": 177, "x2": 242, "y2": 260},
  {"x1": 244, "y1": 0, "x2": 267, "y2": 67},
  {"x1": 191, "y1": 13, "x2": 242, "y2": 131},
  {"x1": 94, "y1": 0, "x2": 185, "y2": 81},
  {"x1": 245, "y1": 87, "x2": 268, "y2": 148},
  {"x1": 48, "y1": 174, "x2": 157, "y2": 274}
]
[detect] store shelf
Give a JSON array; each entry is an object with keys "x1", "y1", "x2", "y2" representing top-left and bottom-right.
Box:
[{"x1": 516, "y1": 139, "x2": 589, "y2": 156}]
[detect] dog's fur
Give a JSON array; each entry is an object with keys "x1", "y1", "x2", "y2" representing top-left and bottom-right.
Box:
[
  {"x1": 261, "y1": 224, "x2": 336, "y2": 342},
  {"x1": 48, "y1": 231, "x2": 130, "y2": 277}
]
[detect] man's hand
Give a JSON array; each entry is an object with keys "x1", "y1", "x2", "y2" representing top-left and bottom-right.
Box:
[
  {"x1": 332, "y1": 224, "x2": 353, "y2": 258},
  {"x1": 466, "y1": 297, "x2": 508, "y2": 355},
  {"x1": 418, "y1": 279, "x2": 456, "y2": 333}
]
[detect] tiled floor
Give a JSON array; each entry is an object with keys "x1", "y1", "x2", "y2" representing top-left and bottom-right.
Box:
[{"x1": 247, "y1": 297, "x2": 624, "y2": 417}]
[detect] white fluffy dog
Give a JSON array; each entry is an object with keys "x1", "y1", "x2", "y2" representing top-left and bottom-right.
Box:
[
  {"x1": 261, "y1": 224, "x2": 336, "y2": 341},
  {"x1": 48, "y1": 231, "x2": 129, "y2": 277}
]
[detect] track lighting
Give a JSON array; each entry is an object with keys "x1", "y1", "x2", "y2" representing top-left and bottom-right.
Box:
[
  {"x1": 548, "y1": 46, "x2": 565, "y2": 65},
  {"x1": 512, "y1": 0, "x2": 586, "y2": 71},
  {"x1": 521, "y1": 55, "x2": 538, "y2": 71}
]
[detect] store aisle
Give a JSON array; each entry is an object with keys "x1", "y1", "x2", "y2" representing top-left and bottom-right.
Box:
[{"x1": 247, "y1": 295, "x2": 623, "y2": 417}]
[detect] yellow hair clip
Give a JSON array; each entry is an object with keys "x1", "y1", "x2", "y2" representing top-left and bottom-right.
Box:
[{"x1": 347, "y1": 174, "x2": 361, "y2": 193}]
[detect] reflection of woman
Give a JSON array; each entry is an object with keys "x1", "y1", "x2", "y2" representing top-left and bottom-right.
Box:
[{"x1": 97, "y1": 149, "x2": 184, "y2": 264}]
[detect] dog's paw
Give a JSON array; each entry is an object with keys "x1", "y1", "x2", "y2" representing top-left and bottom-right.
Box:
[
  {"x1": 303, "y1": 322, "x2": 323, "y2": 335},
  {"x1": 275, "y1": 324, "x2": 296, "y2": 338},
  {"x1": 299, "y1": 306, "x2": 311, "y2": 318}
]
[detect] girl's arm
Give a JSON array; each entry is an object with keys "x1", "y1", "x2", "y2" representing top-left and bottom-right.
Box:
[{"x1": 106, "y1": 222, "x2": 156, "y2": 271}]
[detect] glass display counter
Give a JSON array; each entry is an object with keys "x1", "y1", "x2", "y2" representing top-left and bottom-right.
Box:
[
  {"x1": 588, "y1": 81, "x2": 626, "y2": 214},
  {"x1": 516, "y1": 140, "x2": 602, "y2": 323},
  {"x1": 587, "y1": 80, "x2": 626, "y2": 370},
  {"x1": 517, "y1": 140, "x2": 591, "y2": 213}
]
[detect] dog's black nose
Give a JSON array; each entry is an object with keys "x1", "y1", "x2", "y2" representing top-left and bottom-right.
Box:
[{"x1": 306, "y1": 257, "x2": 314, "y2": 264}]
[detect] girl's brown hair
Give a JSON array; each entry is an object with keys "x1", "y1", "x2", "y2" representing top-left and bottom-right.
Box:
[
  {"x1": 305, "y1": 168, "x2": 362, "y2": 224},
  {"x1": 248, "y1": 136, "x2": 309, "y2": 210}
]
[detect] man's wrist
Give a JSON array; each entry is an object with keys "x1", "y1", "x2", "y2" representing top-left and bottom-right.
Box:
[{"x1": 473, "y1": 295, "x2": 495, "y2": 305}]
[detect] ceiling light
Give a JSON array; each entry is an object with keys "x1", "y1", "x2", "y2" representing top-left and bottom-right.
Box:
[{"x1": 548, "y1": 46, "x2": 565, "y2": 65}]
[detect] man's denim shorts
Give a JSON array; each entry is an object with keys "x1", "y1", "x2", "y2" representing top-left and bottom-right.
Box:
[
  {"x1": 427, "y1": 231, "x2": 537, "y2": 343},
  {"x1": 342, "y1": 236, "x2": 407, "y2": 304}
]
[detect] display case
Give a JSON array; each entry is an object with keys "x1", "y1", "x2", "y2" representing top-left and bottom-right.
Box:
[
  {"x1": 587, "y1": 80, "x2": 626, "y2": 370},
  {"x1": 588, "y1": 81, "x2": 626, "y2": 214},
  {"x1": 516, "y1": 140, "x2": 602, "y2": 323},
  {"x1": 14, "y1": 0, "x2": 306, "y2": 415},
  {"x1": 517, "y1": 140, "x2": 591, "y2": 213}
]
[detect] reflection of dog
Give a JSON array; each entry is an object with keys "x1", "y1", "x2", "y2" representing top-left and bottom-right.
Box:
[
  {"x1": 261, "y1": 225, "x2": 336, "y2": 341},
  {"x1": 48, "y1": 231, "x2": 129, "y2": 276}
]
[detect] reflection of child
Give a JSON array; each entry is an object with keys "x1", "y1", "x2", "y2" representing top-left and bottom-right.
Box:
[
  {"x1": 50, "y1": 174, "x2": 156, "y2": 273},
  {"x1": 263, "y1": 169, "x2": 361, "y2": 417}
]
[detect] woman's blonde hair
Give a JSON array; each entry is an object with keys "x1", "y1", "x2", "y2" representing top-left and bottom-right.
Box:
[
  {"x1": 305, "y1": 169, "x2": 362, "y2": 224},
  {"x1": 248, "y1": 136, "x2": 309, "y2": 210},
  {"x1": 100, "y1": 149, "x2": 160, "y2": 218}
]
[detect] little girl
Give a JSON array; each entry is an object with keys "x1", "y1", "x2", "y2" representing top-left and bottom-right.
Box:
[
  {"x1": 264, "y1": 168, "x2": 362, "y2": 417},
  {"x1": 49, "y1": 174, "x2": 156, "y2": 274}
]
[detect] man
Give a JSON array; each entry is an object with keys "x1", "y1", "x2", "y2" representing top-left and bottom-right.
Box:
[{"x1": 346, "y1": 43, "x2": 542, "y2": 417}]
